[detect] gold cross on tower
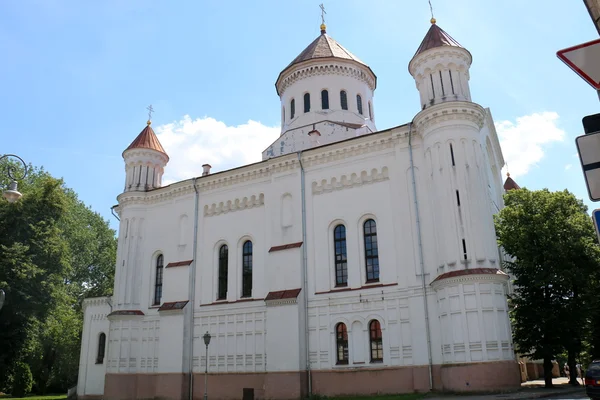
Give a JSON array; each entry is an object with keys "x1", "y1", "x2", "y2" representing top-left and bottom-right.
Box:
[
  {"x1": 146, "y1": 105, "x2": 154, "y2": 125},
  {"x1": 319, "y1": 4, "x2": 327, "y2": 33}
]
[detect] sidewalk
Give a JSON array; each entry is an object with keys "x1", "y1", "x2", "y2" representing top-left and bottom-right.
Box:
[{"x1": 426, "y1": 377, "x2": 586, "y2": 400}]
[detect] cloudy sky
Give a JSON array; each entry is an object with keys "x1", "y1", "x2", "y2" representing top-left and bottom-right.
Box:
[{"x1": 1, "y1": 0, "x2": 598, "y2": 230}]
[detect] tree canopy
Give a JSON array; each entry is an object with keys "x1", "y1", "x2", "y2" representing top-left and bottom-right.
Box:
[{"x1": 0, "y1": 161, "x2": 116, "y2": 394}]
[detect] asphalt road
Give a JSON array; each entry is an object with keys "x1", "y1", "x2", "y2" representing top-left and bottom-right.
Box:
[{"x1": 544, "y1": 392, "x2": 589, "y2": 399}]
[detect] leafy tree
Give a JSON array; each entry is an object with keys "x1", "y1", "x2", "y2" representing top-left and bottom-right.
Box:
[
  {"x1": 495, "y1": 189, "x2": 600, "y2": 388},
  {"x1": 12, "y1": 361, "x2": 33, "y2": 397}
]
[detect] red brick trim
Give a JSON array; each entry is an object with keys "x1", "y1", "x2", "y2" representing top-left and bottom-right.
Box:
[
  {"x1": 268, "y1": 242, "x2": 303, "y2": 252},
  {"x1": 200, "y1": 298, "x2": 263, "y2": 307},
  {"x1": 315, "y1": 282, "x2": 398, "y2": 295},
  {"x1": 166, "y1": 260, "x2": 193, "y2": 268},
  {"x1": 107, "y1": 309, "x2": 144, "y2": 317},
  {"x1": 431, "y1": 268, "x2": 508, "y2": 284},
  {"x1": 158, "y1": 300, "x2": 189, "y2": 311},
  {"x1": 265, "y1": 288, "x2": 302, "y2": 300}
]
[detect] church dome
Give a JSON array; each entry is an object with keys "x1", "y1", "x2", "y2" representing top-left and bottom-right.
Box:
[{"x1": 123, "y1": 121, "x2": 168, "y2": 159}]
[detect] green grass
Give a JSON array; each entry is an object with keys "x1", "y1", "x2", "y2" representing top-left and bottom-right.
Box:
[
  {"x1": 0, "y1": 395, "x2": 66, "y2": 400},
  {"x1": 311, "y1": 394, "x2": 426, "y2": 400}
]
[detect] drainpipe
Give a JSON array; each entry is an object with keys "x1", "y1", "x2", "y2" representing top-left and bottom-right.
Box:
[
  {"x1": 297, "y1": 151, "x2": 312, "y2": 397},
  {"x1": 408, "y1": 122, "x2": 434, "y2": 391},
  {"x1": 110, "y1": 205, "x2": 120, "y2": 221},
  {"x1": 188, "y1": 177, "x2": 200, "y2": 400}
]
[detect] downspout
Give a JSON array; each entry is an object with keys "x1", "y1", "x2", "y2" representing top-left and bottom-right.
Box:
[
  {"x1": 408, "y1": 122, "x2": 434, "y2": 391},
  {"x1": 110, "y1": 205, "x2": 120, "y2": 221},
  {"x1": 188, "y1": 177, "x2": 200, "y2": 400},
  {"x1": 297, "y1": 152, "x2": 312, "y2": 397}
]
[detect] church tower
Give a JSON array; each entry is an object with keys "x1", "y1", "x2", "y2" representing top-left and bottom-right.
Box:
[{"x1": 122, "y1": 120, "x2": 169, "y2": 192}]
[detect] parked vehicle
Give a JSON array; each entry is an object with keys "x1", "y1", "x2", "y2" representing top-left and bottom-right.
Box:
[{"x1": 586, "y1": 360, "x2": 600, "y2": 400}]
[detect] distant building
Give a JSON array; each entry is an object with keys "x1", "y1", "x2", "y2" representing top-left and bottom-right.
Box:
[{"x1": 77, "y1": 18, "x2": 520, "y2": 400}]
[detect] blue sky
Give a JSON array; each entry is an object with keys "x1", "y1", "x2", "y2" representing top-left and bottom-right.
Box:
[{"x1": 1, "y1": 0, "x2": 599, "y2": 231}]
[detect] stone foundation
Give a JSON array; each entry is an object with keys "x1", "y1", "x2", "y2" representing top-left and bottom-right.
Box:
[{"x1": 103, "y1": 361, "x2": 520, "y2": 400}]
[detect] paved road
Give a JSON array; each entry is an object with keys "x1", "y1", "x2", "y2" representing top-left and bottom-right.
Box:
[{"x1": 543, "y1": 392, "x2": 588, "y2": 399}]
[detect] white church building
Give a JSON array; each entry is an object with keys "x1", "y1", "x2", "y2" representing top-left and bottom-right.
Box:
[{"x1": 77, "y1": 18, "x2": 520, "y2": 400}]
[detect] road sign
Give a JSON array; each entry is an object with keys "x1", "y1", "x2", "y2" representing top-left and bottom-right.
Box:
[
  {"x1": 593, "y1": 209, "x2": 600, "y2": 243},
  {"x1": 576, "y1": 131, "x2": 600, "y2": 201},
  {"x1": 584, "y1": 113, "x2": 600, "y2": 134},
  {"x1": 557, "y1": 39, "x2": 600, "y2": 90}
]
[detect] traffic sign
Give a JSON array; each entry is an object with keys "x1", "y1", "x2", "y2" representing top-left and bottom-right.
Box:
[
  {"x1": 557, "y1": 39, "x2": 600, "y2": 90},
  {"x1": 593, "y1": 209, "x2": 600, "y2": 244},
  {"x1": 576, "y1": 131, "x2": 600, "y2": 201},
  {"x1": 583, "y1": 113, "x2": 600, "y2": 134}
]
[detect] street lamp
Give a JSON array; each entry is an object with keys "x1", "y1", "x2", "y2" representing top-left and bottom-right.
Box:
[
  {"x1": 203, "y1": 331, "x2": 211, "y2": 400},
  {"x1": 1, "y1": 154, "x2": 28, "y2": 203}
]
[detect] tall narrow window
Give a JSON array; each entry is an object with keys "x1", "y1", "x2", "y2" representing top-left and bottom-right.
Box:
[
  {"x1": 218, "y1": 244, "x2": 228, "y2": 300},
  {"x1": 304, "y1": 93, "x2": 311, "y2": 113},
  {"x1": 153, "y1": 254, "x2": 164, "y2": 305},
  {"x1": 368, "y1": 101, "x2": 372, "y2": 120},
  {"x1": 336, "y1": 323, "x2": 349, "y2": 364},
  {"x1": 321, "y1": 89, "x2": 329, "y2": 110},
  {"x1": 282, "y1": 106, "x2": 285, "y2": 123},
  {"x1": 96, "y1": 333, "x2": 106, "y2": 364},
  {"x1": 334, "y1": 225, "x2": 348, "y2": 286},
  {"x1": 242, "y1": 241, "x2": 253, "y2": 297},
  {"x1": 290, "y1": 99, "x2": 295, "y2": 120},
  {"x1": 356, "y1": 94, "x2": 363, "y2": 115},
  {"x1": 363, "y1": 219, "x2": 379, "y2": 282},
  {"x1": 449, "y1": 70, "x2": 455, "y2": 94},
  {"x1": 462, "y1": 239, "x2": 468, "y2": 260},
  {"x1": 369, "y1": 320, "x2": 383, "y2": 363},
  {"x1": 456, "y1": 190, "x2": 461, "y2": 206},
  {"x1": 439, "y1": 70, "x2": 446, "y2": 96},
  {"x1": 430, "y1": 74, "x2": 436, "y2": 98},
  {"x1": 340, "y1": 90, "x2": 348, "y2": 110},
  {"x1": 450, "y1": 143, "x2": 456, "y2": 166}
]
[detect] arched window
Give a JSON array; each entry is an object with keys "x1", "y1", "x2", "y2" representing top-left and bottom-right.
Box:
[
  {"x1": 304, "y1": 93, "x2": 311, "y2": 113},
  {"x1": 96, "y1": 333, "x2": 106, "y2": 364},
  {"x1": 357, "y1": 94, "x2": 363, "y2": 115},
  {"x1": 153, "y1": 254, "x2": 164, "y2": 305},
  {"x1": 336, "y1": 323, "x2": 349, "y2": 364},
  {"x1": 321, "y1": 89, "x2": 329, "y2": 110},
  {"x1": 290, "y1": 99, "x2": 295, "y2": 120},
  {"x1": 334, "y1": 225, "x2": 347, "y2": 287},
  {"x1": 340, "y1": 90, "x2": 348, "y2": 110},
  {"x1": 369, "y1": 320, "x2": 383, "y2": 363},
  {"x1": 218, "y1": 245, "x2": 228, "y2": 300},
  {"x1": 363, "y1": 219, "x2": 379, "y2": 282},
  {"x1": 368, "y1": 101, "x2": 373, "y2": 120},
  {"x1": 242, "y1": 241, "x2": 253, "y2": 297},
  {"x1": 282, "y1": 106, "x2": 285, "y2": 124}
]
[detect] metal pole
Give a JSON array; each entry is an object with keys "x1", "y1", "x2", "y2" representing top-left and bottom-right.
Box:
[{"x1": 203, "y1": 344, "x2": 208, "y2": 400}]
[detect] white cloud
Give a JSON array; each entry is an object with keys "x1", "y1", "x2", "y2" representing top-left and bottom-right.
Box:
[
  {"x1": 565, "y1": 164, "x2": 572, "y2": 170},
  {"x1": 496, "y1": 112, "x2": 565, "y2": 178},
  {"x1": 155, "y1": 115, "x2": 280, "y2": 184}
]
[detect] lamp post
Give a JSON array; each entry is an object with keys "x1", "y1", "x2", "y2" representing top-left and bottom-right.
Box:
[
  {"x1": 203, "y1": 331, "x2": 211, "y2": 400},
  {"x1": 1, "y1": 154, "x2": 28, "y2": 203}
]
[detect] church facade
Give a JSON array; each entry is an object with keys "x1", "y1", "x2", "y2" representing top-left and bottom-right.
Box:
[{"x1": 77, "y1": 19, "x2": 520, "y2": 400}]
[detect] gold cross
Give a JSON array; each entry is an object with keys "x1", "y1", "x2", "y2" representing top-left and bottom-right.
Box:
[
  {"x1": 147, "y1": 105, "x2": 154, "y2": 121},
  {"x1": 319, "y1": 4, "x2": 326, "y2": 25}
]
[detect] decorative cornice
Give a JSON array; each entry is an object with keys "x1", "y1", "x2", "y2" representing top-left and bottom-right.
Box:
[
  {"x1": 265, "y1": 288, "x2": 301, "y2": 306},
  {"x1": 204, "y1": 193, "x2": 264, "y2": 217},
  {"x1": 312, "y1": 166, "x2": 389, "y2": 195},
  {"x1": 409, "y1": 46, "x2": 472, "y2": 77},
  {"x1": 277, "y1": 60, "x2": 376, "y2": 96},
  {"x1": 82, "y1": 296, "x2": 111, "y2": 311},
  {"x1": 107, "y1": 309, "x2": 145, "y2": 320},
  {"x1": 414, "y1": 101, "x2": 486, "y2": 132},
  {"x1": 430, "y1": 268, "x2": 509, "y2": 291}
]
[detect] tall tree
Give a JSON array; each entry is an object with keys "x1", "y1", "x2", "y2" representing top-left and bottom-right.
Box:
[{"x1": 495, "y1": 189, "x2": 600, "y2": 388}]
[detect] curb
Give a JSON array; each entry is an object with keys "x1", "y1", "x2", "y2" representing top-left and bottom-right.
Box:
[{"x1": 501, "y1": 387, "x2": 585, "y2": 400}]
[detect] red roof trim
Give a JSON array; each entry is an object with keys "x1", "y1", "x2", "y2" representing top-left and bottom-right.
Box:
[
  {"x1": 268, "y1": 242, "x2": 303, "y2": 253},
  {"x1": 166, "y1": 260, "x2": 193, "y2": 268},
  {"x1": 431, "y1": 268, "x2": 508, "y2": 284},
  {"x1": 265, "y1": 288, "x2": 302, "y2": 301},
  {"x1": 200, "y1": 298, "x2": 263, "y2": 307},
  {"x1": 107, "y1": 309, "x2": 145, "y2": 317},
  {"x1": 315, "y1": 282, "x2": 398, "y2": 295},
  {"x1": 158, "y1": 300, "x2": 189, "y2": 311}
]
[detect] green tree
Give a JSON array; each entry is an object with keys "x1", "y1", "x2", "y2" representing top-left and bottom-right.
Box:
[{"x1": 495, "y1": 189, "x2": 600, "y2": 388}]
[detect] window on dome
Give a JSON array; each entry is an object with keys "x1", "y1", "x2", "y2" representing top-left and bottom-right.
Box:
[
  {"x1": 357, "y1": 94, "x2": 363, "y2": 115},
  {"x1": 321, "y1": 90, "x2": 329, "y2": 110},
  {"x1": 340, "y1": 90, "x2": 348, "y2": 110},
  {"x1": 218, "y1": 244, "x2": 228, "y2": 300},
  {"x1": 369, "y1": 320, "x2": 383, "y2": 362},
  {"x1": 282, "y1": 106, "x2": 285, "y2": 124},
  {"x1": 304, "y1": 93, "x2": 311, "y2": 113},
  {"x1": 242, "y1": 240, "x2": 252, "y2": 298},
  {"x1": 153, "y1": 254, "x2": 164, "y2": 305},
  {"x1": 336, "y1": 323, "x2": 349, "y2": 364},
  {"x1": 290, "y1": 99, "x2": 295, "y2": 120},
  {"x1": 368, "y1": 101, "x2": 373, "y2": 120},
  {"x1": 363, "y1": 219, "x2": 379, "y2": 282},
  {"x1": 334, "y1": 224, "x2": 347, "y2": 286}
]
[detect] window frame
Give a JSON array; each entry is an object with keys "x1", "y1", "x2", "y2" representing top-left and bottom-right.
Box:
[
  {"x1": 153, "y1": 254, "x2": 164, "y2": 305},
  {"x1": 96, "y1": 332, "x2": 106, "y2": 364},
  {"x1": 334, "y1": 224, "x2": 348, "y2": 287},
  {"x1": 241, "y1": 240, "x2": 253, "y2": 298},
  {"x1": 321, "y1": 89, "x2": 329, "y2": 110},
  {"x1": 335, "y1": 323, "x2": 349, "y2": 365},
  {"x1": 340, "y1": 90, "x2": 348, "y2": 110},
  {"x1": 363, "y1": 219, "x2": 380, "y2": 283},
  {"x1": 357, "y1": 94, "x2": 363, "y2": 115},
  {"x1": 369, "y1": 320, "x2": 383, "y2": 363},
  {"x1": 217, "y1": 244, "x2": 228, "y2": 300},
  {"x1": 304, "y1": 93, "x2": 311, "y2": 113},
  {"x1": 290, "y1": 98, "x2": 295, "y2": 120}
]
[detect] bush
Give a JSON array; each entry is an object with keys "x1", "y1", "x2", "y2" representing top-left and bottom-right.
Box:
[{"x1": 12, "y1": 361, "x2": 33, "y2": 398}]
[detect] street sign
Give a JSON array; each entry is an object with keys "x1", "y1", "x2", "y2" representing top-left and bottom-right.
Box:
[
  {"x1": 583, "y1": 113, "x2": 600, "y2": 134},
  {"x1": 576, "y1": 131, "x2": 600, "y2": 201},
  {"x1": 557, "y1": 38, "x2": 600, "y2": 90},
  {"x1": 593, "y1": 209, "x2": 600, "y2": 244}
]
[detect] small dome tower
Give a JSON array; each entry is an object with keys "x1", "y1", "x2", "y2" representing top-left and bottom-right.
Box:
[
  {"x1": 122, "y1": 120, "x2": 169, "y2": 192},
  {"x1": 409, "y1": 19, "x2": 472, "y2": 110}
]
